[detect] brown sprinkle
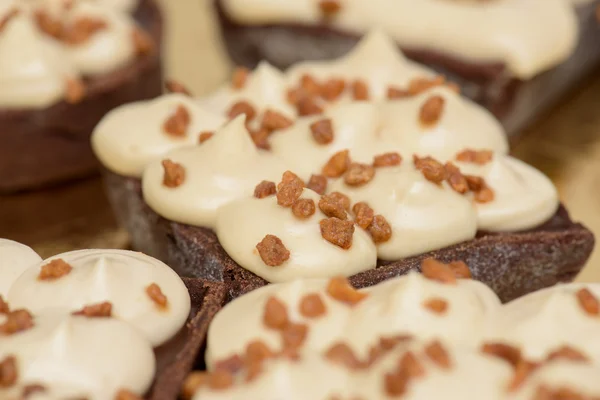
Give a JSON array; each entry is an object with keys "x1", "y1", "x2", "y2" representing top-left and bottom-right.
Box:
[
  {"x1": 72, "y1": 301, "x2": 112, "y2": 318},
  {"x1": 65, "y1": 78, "x2": 86, "y2": 104},
  {"x1": 423, "y1": 298, "x2": 448, "y2": 315},
  {"x1": 352, "y1": 202, "x2": 374, "y2": 230},
  {"x1": 292, "y1": 198, "x2": 316, "y2": 219},
  {"x1": 420, "y1": 258, "x2": 457, "y2": 285},
  {"x1": 146, "y1": 283, "x2": 168, "y2": 308},
  {"x1": 0, "y1": 355, "x2": 17, "y2": 388},
  {"x1": 228, "y1": 100, "x2": 257, "y2": 121},
  {"x1": 263, "y1": 296, "x2": 289, "y2": 330},
  {"x1": 310, "y1": 118, "x2": 335, "y2": 145},
  {"x1": 408, "y1": 76, "x2": 446, "y2": 95},
  {"x1": 424, "y1": 341, "x2": 452, "y2": 369},
  {"x1": 262, "y1": 109, "x2": 294, "y2": 132},
  {"x1": 163, "y1": 105, "x2": 191, "y2": 137},
  {"x1": 231, "y1": 66, "x2": 249, "y2": 90},
  {"x1": 320, "y1": 218, "x2": 355, "y2": 249},
  {"x1": 131, "y1": 28, "x2": 154, "y2": 56},
  {"x1": 456, "y1": 149, "x2": 494, "y2": 165},
  {"x1": 0, "y1": 296, "x2": 9, "y2": 314},
  {"x1": 576, "y1": 288, "x2": 600, "y2": 316},
  {"x1": 322, "y1": 149, "x2": 351, "y2": 178},
  {"x1": 254, "y1": 180, "x2": 277, "y2": 199},
  {"x1": 373, "y1": 152, "x2": 402, "y2": 168},
  {"x1": 62, "y1": 17, "x2": 107, "y2": 46},
  {"x1": 114, "y1": 389, "x2": 142, "y2": 400},
  {"x1": 507, "y1": 360, "x2": 538, "y2": 392},
  {"x1": 321, "y1": 78, "x2": 346, "y2": 101},
  {"x1": 0, "y1": 309, "x2": 34, "y2": 335},
  {"x1": 326, "y1": 276, "x2": 367, "y2": 306},
  {"x1": 546, "y1": 346, "x2": 589, "y2": 363},
  {"x1": 419, "y1": 95, "x2": 445, "y2": 126},
  {"x1": 38, "y1": 258, "x2": 72, "y2": 281},
  {"x1": 368, "y1": 215, "x2": 392, "y2": 244},
  {"x1": 481, "y1": 342, "x2": 522, "y2": 368},
  {"x1": 344, "y1": 163, "x2": 375, "y2": 186},
  {"x1": 445, "y1": 162, "x2": 469, "y2": 194},
  {"x1": 307, "y1": 174, "x2": 328, "y2": 195},
  {"x1": 161, "y1": 159, "x2": 186, "y2": 188},
  {"x1": 299, "y1": 293, "x2": 327, "y2": 318},
  {"x1": 276, "y1": 173, "x2": 304, "y2": 207},
  {"x1": 318, "y1": 0, "x2": 342, "y2": 17},
  {"x1": 387, "y1": 86, "x2": 411, "y2": 99},
  {"x1": 282, "y1": 322, "x2": 308, "y2": 349},
  {"x1": 351, "y1": 80, "x2": 369, "y2": 101},
  {"x1": 256, "y1": 235, "x2": 290, "y2": 267},
  {"x1": 319, "y1": 194, "x2": 348, "y2": 220},
  {"x1": 165, "y1": 79, "x2": 192, "y2": 96},
  {"x1": 414, "y1": 155, "x2": 447, "y2": 185},
  {"x1": 198, "y1": 131, "x2": 214, "y2": 144}
]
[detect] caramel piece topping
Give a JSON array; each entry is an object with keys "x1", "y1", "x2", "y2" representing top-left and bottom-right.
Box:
[
  {"x1": 231, "y1": 66, "x2": 249, "y2": 90},
  {"x1": 320, "y1": 218, "x2": 354, "y2": 249},
  {"x1": 278, "y1": 170, "x2": 304, "y2": 189},
  {"x1": 319, "y1": 0, "x2": 342, "y2": 17},
  {"x1": 420, "y1": 258, "x2": 457, "y2": 284},
  {"x1": 384, "y1": 371, "x2": 409, "y2": 397},
  {"x1": 419, "y1": 95, "x2": 445, "y2": 126},
  {"x1": 256, "y1": 235, "x2": 290, "y2": 267},
  {"x1": 227, "y1": 100, "x2": 256, "y2": 121},
  {"x1": 328, "y1": 192, "x2": 351, "y2": 211},
  {"x1": 448, "y1": 260, "x2": 472, "y2": 279},
  {"x1": 408, "y1": 76, "x2": 446, "y2": 95},
  {"x1": 399, "y1": 351, "x2": 426, "y2": 378},
  {"x1": 263, "y1": 296, "x2": 289, "y2": 330},
  {"x1": 246, "y1": 340, "x2": 274, "y2": 364},
  {"x1": 322, "y1": 149, "x2": 351, "y2": 178},
  {"x1": 292, "y1": 198, "x2": 316, "y2": 219},
  {"x1": 423, "y1": 298, "x2": 448, "y2": 315},
  {"x1": 165, "y1": 79, "x2": 192, "y2": 96},
  {"x1": 282, "y1": 322, "x2": 308, "y2": 349},
  {"x1": 262, "y1": 109, "x2": 293, "y2": 132},
  {"x1": 208, "y1": 370, "x2": 234, "y2": 391},
  {"x1": 546, "y1": 345, "x2": 589, "y2": 363},
  {"x1": 481, "y1": 342, "x2": 522, "y2": 368},
  {"x1": 72, "y1": 301, "x2": 112, "y2": 318},
  {"x1": 63, "y1": 17, "x2": 107, "y2": 46},
  {"x1": 368, "y1": 215, "x2": 392, "y2": 244},
  {"x1": 114, "y1": 389, "x2": 142, "y2": 400},
  {"x1": 531, "y1": 385, "x2": 589, "y2": 400},
  {"x1": 310, "y1": 118, "x2": 334, "y2": 145},
  {"x1": 0, "y1": 296, "x2": 9, "y2": 314},
  {"x1": 387, "y1": 86, "x2": 410, "y2": 99},
  {"x1": 214, "y1": 354, "x2": 244, "y2": 374},
  {"x1": 465, "y1": 175, "x2": 495, "y2": 204},
  {"x1": 344, "y1": 163, "x2": 375, "y2": 186},
  {"x1": 576, "y1": 288, "x2": 600, "y2": 316},
  {"x1": 161, "y1": 159, "x2": 185, "y2": 188},
  {"x1": 22, "y1": 384, "x2": 47, "y2": 398},
  {"x1": 254, "y1": 180, "x2": 277, "y2": 199},
  {"x1": 307, "y1": 174, "x2": 327, "y2": 195},
  {"x1": 445, "y1": 162, "x2": 469, "y2": 194},
  {"x1": 163, "y1": 105, "x2": 191, "y2": 137},
  {"x1": 198, "y1": 131, "x2": 214, "y2": 144},
  {"x1": 414, "y1": 155, "x2": 447, "y2": 185},
  {"x1": 182, "y1": 372, "x2": 209, "y2": 399},
  {"x1": 131, "y1": 28, "x2": 154, "y2": 56},
  {"x1": 276, "y1": 172, "x2": 304, "y2": 207},
  {"x1": 352, "y1": 202, "x2": 374, "y2": 230},
  {"x1": 299, "y1": 293, "x2": 326, "y2": 318},
  {"x1": 373, "y1": 152, "x2": 402, "y2": 168},
  {"x1": 0, "y1": 356, "x2": 17, "y2": 388},
  {"x1": 319, "y1": 193, "x2": 348, "y2": 220},
  {"x1": 321, "y1": 78, "x2": 346, "y2": 101},
  {"x1": 508, "y1": 360, "x2": 538, "y2": 392},
  {"x1": 249, "y1": 128, "x2": 270, "y2": 150},
  {"x1": 146, "y1": 283, "x2": 168, "y2": 308},
  {"x1": 300, "y1": 74, "x2": 321, "y2": 96},
  {"x1": 456, "y1": 149, "x2": 493, "y2": 165},
  {"x1": 34, "y1": 10, "x2": 63, "y2": 39},
  {"x1": 326, "y1": 276, "x2": 367, "y2": 306},
  {"x1": 325, "y1": 343, "x2": 362, "y2": 370},
  {"x1": 351, "y1": 80, "x2": 369, "y2": 101},
  {"x1": 65, "y1": 78, "x2": 86, "y2": 104},
  {"x1": 296, "y1": 96, "x2": 324, "y2": 116},
  {"x1": 0, "y1": 309, "x2": 34, "y2": 335},
  {"x1": 38, "y1": 258, "x2": 72, "y2": 281},
  {"x1": 424, "y1": 340, "x2": 452, "y2": 369}
]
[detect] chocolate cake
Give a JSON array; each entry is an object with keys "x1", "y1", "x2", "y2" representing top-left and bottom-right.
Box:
[
  {"x1": 0, "y1": 0, "x2": 163, "y2": 193},
  {"x1": 213, "y1": 0, "x2": 600, "y2": 135}
]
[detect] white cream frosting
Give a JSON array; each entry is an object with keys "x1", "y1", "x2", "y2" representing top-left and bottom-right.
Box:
[
  {"x1": 220, "y1": 0, "x2": 578, "y2": 79},
  {"x1": 0, "y1": 0, "x2": 143, "y2": 109},
  {"x1": 215, "y1": 188, "x2": 378, "y2": 283},
  {"x1": 457, "y1": 155, "x2": 559, "y2": 232},
  {"x1": 486, "y1": 283, "x2": 600, "y2": 363},
  {"x1": 96, "y1": 0, "x2": 139, "y2": 13},
  {"x1": 92, "y1": 94, "x2": 227, "y2": 178},
  {"x1": 205, "y1": 273, "x2": 501, "y2": 367},
  {"x1": 0, "y1": 239, "x2": 41, "y2": 298},
  {"x1": 0, "y1": 309, "x2": 155, "y2": 400},
  {"x1": 7, "y1": 249, "x2": 191, "y2": 347},
  {"x1": 142, "y1": 116, "x2": 288, "y2": 229},
  {"x1": 329, "y1": 163, "x2": 478, "y2": 261}
]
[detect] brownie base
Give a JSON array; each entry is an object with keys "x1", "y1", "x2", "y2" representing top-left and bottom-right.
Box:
[
  {"x1": 214, "y1": 0, "x2": 600, "y2": 137},
  {"x1": 149, "y1": 278, "x2": 227, "y2": 400},
  {"x1": 0, "y1": 0, "x2": 164, "y2": 194},
  {"x1": 103, "y1": 170, "x2": 595, "y2": 303}
]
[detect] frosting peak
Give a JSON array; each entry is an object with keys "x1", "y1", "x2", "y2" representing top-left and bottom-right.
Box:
[{"x1": 0, "y1": 239, "x2": 42, "y2": 297}]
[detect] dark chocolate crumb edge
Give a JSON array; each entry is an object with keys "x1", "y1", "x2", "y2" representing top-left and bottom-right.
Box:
[
  {"x1": 212, "y1": 0, "x2": 600, "y2": 136},
  {"x1": 148, "y1": 279, "x2": 227, "y2": 400}
]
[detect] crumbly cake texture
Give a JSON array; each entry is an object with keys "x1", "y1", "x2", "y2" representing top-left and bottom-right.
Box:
[
  {"x1": 103, "y1": 170, "x2": 594, "y2": 303},
  {"x1": 0, "y1": 0, "x2": 163, "y2": 193},
  {"x1": 213, "y1": 0, "x2": 600, "y2": 135}
]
